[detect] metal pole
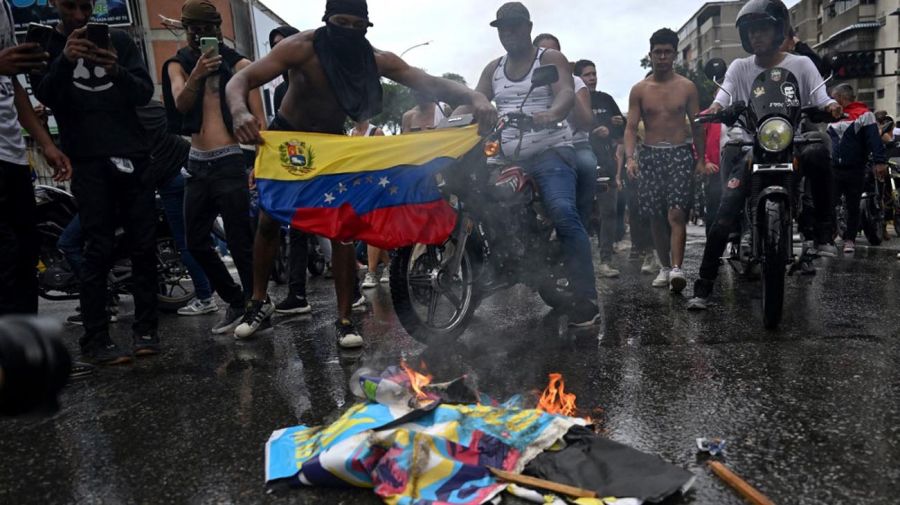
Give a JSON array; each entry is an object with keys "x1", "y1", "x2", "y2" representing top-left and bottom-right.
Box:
[{"x1": 400, "y1": 40, "x2": 433, "y2": 58}]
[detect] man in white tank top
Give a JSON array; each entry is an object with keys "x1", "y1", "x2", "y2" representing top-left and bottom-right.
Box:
[{"x1": 465, "y1": 2, "x2": 599, "y2": 326}]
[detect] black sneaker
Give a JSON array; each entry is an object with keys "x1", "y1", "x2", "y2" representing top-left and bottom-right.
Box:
[
  {"x1": 275, "y1": 295, "x2": 312, "y2": 315},
  {"x1": 568, "y1": 300, "x2": 601, "y2": 328},
  {"x1": 81, "y1": 340, "x2": 133, "y2": 366},
  {"x1": 133, "y1": 333, "x2": 160, "y2": 357},
  {"x1": 234, "y1": 298, "x2": 275, "y2": 339},
  {"x1": 335, "y1": 319, "x2": 364, "y2": 348},
  {"x1": 211, "y1": 304, "x2": 245, "y2": 335},
  {"x1": 687, "y1": 279, "x2": 714, "y2": 311}
]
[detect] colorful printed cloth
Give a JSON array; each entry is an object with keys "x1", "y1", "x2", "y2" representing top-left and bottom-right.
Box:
[
  {"x1": 266, "y1": 400, "x2": 583, "y2": 505},
  {"x1": 254, "y1": 126, "x2": 481, "y2": 249}
]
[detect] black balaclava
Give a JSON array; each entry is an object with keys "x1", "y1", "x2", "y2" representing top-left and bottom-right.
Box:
[
  {"x1": 269, "y1": 26, "x2": 300, "y2": 82},
  {"x1": 314, "y1": 0, "x2": 382, "y2": 121}
]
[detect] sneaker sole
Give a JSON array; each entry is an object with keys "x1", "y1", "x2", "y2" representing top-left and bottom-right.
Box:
[
  {"x1": 234, "y1": 320, "x2": 273, "y2": 339},
  {"x1": 211, "y1": 320, "x2": 242, "y2": 335},
  {"x1": 670, "y1": 277, "x2": 687, "y2": 293},
  {"x1": 89, "y1": 356, "x2": 133, "y2": 366},
  {"x1": 177, "y1": 308, "x2": 219, "y2": 316},
  {"x1": 338, "y1": 337, "x2": 364, "y2": 348},
  {"x1": 568, "y1": 314, "x2": 601, "y2": 328},
  {"x1": 651, "y1": 281, "x2": 668, "y2": 288},
  {"x1": 686, "y1": 300, "x2": 708, "y2": 311},
  {"x1": 275, "y1": 306, "x2": 312, "y2": 315},
  {"x1": 134, "y1": 347, "x2": 160, "y2": 357}
]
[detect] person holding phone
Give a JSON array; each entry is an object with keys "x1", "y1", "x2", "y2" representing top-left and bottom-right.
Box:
[
  {"x1": 31, "y1": 0, "x2": 156, "y2": 365},
  {"x1": 0, "y1": 0, "x2": 71, "y2": 318},
  {"x1": 161, "y1": 0, "x2": 266, "y2": 337}
]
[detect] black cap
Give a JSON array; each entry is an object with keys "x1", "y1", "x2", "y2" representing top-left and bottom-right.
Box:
[{"x1": 489, "y1": 2, "x2": 530, "y2": 27}]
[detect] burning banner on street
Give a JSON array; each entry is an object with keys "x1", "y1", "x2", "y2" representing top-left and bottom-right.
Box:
[{"x1": 265, "y1": 367, "x2": 694, "y2": 504}]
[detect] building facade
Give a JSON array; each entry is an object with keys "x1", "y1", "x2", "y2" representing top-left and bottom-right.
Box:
[
  {"x1": 790, "y1": 0, "x2": 898, "y2": 114},
  {"x1": 677, "y1": 1, "x2": 749, "y2": 71}
]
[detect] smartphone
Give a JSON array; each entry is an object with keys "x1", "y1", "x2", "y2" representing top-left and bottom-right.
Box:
[
  {"x1": 85, "y1": 22, "x2": 109, "y2": 49},
  {"x1": 24, "y1": 23, "x2": 53, "y2": 51},
  {"x1": 200, "y1": 37, "x2": 219, "y2": 57}
]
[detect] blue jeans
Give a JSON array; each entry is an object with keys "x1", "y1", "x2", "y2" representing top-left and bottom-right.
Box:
[
  {"x1": 58, "y1": 214, "x2": 84, "y2": 280},
  {"x1": 159, "y1": 173, "x2": 213, "y2": 300},
  {"x1": 524, "y1": 148, "x2": 598, "y2": 301}
]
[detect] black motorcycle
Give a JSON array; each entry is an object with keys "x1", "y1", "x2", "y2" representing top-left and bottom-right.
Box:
[
  {"x1": 696, "y1": 58, "x2": 835, "y2": 329},
  {"x1": 34, "y1": 185, "x2": 195, "y2": 312},
  {"x1": 390, "y1": 65, "x2": 572, "y2": 344}
]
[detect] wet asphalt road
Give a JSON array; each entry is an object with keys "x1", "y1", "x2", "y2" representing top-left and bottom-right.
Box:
[{"x1": 2, "y1": 225, "x2": 900, "y2": 505}]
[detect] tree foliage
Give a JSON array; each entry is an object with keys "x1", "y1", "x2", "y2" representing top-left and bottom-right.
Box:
[{"x1": 369, "y1": 72, "x2": 469, "y2": 134}]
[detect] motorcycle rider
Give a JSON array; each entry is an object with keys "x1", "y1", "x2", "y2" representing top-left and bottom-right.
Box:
[
  {"x1": 827, "y1": 83, "x2": 888, "y2": 254},
  {"x1": 224, "y1": 0, "x2": 496, "y2": 346},
  {"x1": 688, "y1": 0, "x2": 842, "y2": 310},
  {"x1": 465, "y1": 2, "x2": 600, "y2": 325}
]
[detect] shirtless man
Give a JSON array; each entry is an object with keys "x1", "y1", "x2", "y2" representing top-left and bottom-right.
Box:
[
  {"x1": 162, "y1": 0, "x2": 266, "y2": 336},
  {"x1": 224, "y1": 0, "x2": 495, "y2": 347},
  {"x1": 401, "y1": 91, "x2": 448, "y2": 133},
  {"x1": 623, "y1": 28, "x2": 708, "y2": 293}
]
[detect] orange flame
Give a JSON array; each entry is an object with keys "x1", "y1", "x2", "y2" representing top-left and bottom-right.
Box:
[
  {"x1": 400, "y1": 361, "x2": 433, "y2": 400},
  {"x1": 537, "y1": 373, "x2": 589, "y2": 421}
]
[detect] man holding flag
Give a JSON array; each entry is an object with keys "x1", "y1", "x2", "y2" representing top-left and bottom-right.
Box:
[{"x1": 225, "y1": 0, "x2": 496, "y2": 347}]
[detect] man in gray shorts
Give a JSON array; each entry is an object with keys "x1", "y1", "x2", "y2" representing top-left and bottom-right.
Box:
[{"x1": 624, "y1": 28, "x2": 708, "y2": 293}]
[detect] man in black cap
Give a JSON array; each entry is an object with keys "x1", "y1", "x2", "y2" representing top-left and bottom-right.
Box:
[
  {"x1": 462, "y1": 2, "x2": 600, "y2": 326},
  {"x1": 162, "y1": 0, "x2": 267, "y2": 337},
  {"x1": 225, "y1": 0, "x2": 496, "y2": 347}
]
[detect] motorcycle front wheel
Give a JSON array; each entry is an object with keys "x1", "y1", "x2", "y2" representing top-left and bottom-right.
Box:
[
  {"x1": 761, "y1": 199, "x2": 789, "y2": 329},
  {"x1": 861, "y1": 204, "x2": 885, "y2": 246},
  {"x1": 390, "y1": 242, "x2": 478, "y2": 345},
  {"x1": 156, "y1": 238, "x2": 195, "y2": 312}
]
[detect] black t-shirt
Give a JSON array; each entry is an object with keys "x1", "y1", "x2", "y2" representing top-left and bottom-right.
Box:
[
  {"x1": 135, "y1": 101, "x2": 190, "y2": 188},
  {"x1": 589, "y1": 91, "x2": 624, "y2": 174}
]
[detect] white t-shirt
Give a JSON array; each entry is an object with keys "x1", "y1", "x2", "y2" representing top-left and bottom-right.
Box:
[
  {"x1": 714, "y1": 53, "x2": 835, "y2": 142},
  {"x1": 0, "y1": 0, "x2": 27, "y2": 165},
  {"x1": 571, "y1": 76, "x2": 589, "y2": 143}
]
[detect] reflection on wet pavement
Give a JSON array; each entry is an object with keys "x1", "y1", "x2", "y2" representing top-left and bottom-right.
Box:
[{"x1": 2, "y1": 227, "x2": 899, "y2": 504}]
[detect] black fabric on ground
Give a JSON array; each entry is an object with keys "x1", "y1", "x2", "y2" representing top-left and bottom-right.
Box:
[{"x1": 524, "y1": 425, "x2": 694, "y2": 502}]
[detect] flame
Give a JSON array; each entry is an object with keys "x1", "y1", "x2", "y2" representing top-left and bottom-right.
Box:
[
  {"x1": 400, "y1": 361, "x2": 433, "y2": 400},
  {"x1": 537, "y1": 373, "x2": 589, "y2": 421}
]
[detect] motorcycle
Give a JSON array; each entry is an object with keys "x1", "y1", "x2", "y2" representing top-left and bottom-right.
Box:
[
  {"x1": 881, "y1": 160, "x2": 900, "y2": 238},
  {"x1": 858, "y1": 167, "x2": 885, "y2": 246},
  {"x1": 696, "y1": 58, "x2": 836, "y2": 329},
  {"x1": 34, "y1": 185, "x2": 195, "y2": 312},
  {"x1": 390, "y1": 65, "x2": 573, "y2": 344}
]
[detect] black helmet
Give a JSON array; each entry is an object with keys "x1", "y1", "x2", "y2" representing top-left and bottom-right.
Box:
[{"x1": 736, "y1": 0, "x2": 790, "y2": 53}]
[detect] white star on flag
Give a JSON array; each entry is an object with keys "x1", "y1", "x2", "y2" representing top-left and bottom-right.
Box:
[
  {"x1": 324, "y1": 193, "x2": 335, "y2": 204},
  {"x1": 378, "y1": 177, "x2": 390, "y2": 188},
  {"x1": 337, "y1": 182, "x2": 347, "y2": 193}
]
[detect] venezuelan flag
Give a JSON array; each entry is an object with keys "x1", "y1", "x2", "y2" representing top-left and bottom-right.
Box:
[{"x1": 255, "y1": 126, "x2": 481, "y2": 249}]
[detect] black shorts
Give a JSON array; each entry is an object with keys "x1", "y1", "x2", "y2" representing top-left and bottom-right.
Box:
[{"x1": 636, "y1": 144, "x2": 695, "y2": 219}]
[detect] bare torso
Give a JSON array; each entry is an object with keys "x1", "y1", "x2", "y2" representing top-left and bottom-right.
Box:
[
  {"x1": 635, "y1": 74, "x2": 695, "y2": 146},
  {"x1": 193, "y1": 75, "x2": 240, "y2": 150},
  {"x1": 278, "y1": 31, "x2": 393, "y2": 135}
]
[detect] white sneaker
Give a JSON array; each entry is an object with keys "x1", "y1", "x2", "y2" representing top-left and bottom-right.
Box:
[
  {"x1": 177, "y1": 297, "x2": 219, "y2": 316},
  {"x1": 380, "y1": 266, "x2": 390, "y2": 284},
  {"x1": 669, "y1": 267, "x2": 687, "y2": 293},
  {"x1": 362, "y1": 272, "x2": 378, "y2": 289},
  {"x1": 843, "y1": 240, "x2": 855, "y2": 254},
  {"x1": 597, "y1": 263, "x2": 620, "y2": 278},
  {"x1": 641, "y1": 253, "x2": 660, "y2": 275},
  {"x1": 652, "y1": 268, "x2": 670, "y2": 288},
  {"x1": 352, "y1": 294, "x2": 367, "y2": 311}
]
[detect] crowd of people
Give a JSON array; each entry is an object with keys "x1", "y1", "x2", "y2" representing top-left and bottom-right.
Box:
[{"x1": 0, "y1": 0, "x2": 897, "y2": 369}]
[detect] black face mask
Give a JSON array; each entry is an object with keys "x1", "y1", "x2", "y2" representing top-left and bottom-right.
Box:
[{"x1": 325, "y1": 22, "x2": 368, "y2": 58}]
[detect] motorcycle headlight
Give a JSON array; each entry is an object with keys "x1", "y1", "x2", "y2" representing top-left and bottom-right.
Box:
[{"x1": 758, "y1": 118, "x2": 793, "y2": 153}]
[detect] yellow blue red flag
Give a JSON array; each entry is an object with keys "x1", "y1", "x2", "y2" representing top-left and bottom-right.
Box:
[{"x1": 255, "y1": 126, "x2": 481, "y2": 249}]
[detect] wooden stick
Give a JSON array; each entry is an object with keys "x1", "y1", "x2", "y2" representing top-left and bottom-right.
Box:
[
  {"x1": 488, "y1": 467, "x2": 598, "y2": 499},
  {"x1": 708, "y1": 461, "x2": 775, "y2": 505}
]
